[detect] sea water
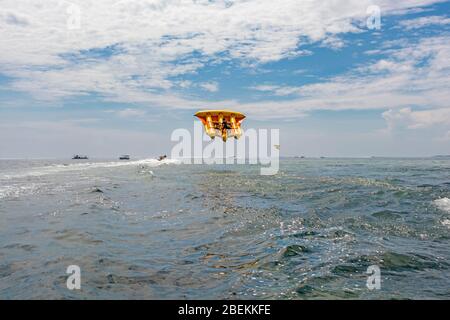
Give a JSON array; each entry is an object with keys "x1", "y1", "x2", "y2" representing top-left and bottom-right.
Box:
[{"x1": 0, "y1": 158, "x2": 449, "y2": 299}]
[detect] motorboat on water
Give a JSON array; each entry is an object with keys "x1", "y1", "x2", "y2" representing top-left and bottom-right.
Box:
[
  {"x1": 119, "y1": 155, "x2": 130, "y2": 160},
  {"x1": 157, "y1": 155, "x2": 167, "y2": 161},
  {"x1": 72, "y1": 155, "x2": 88, "y2": 160}
]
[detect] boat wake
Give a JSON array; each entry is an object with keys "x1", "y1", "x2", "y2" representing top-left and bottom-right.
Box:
[
  {"x1": 1, "y1": 158, "x2": 181, "y2": 180},
  {"x1": 0, "y1": 183, "x2": 45, "y2": 199}
]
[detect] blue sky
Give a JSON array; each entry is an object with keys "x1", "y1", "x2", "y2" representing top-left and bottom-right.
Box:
[{"x1": 0, "y1": 0, "x2": 449, "y2": 158}]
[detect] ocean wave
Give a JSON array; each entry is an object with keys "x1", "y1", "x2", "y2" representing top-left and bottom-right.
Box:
[
  {"x1": 316, "y1": 176, "x2": 402, "y2": 190},
  {"x1": 434, "y1": 198, "x2": 450, "y2": 213},
  {"x1": 1, "y1": 158, "x2": 180, "y2": 180}
]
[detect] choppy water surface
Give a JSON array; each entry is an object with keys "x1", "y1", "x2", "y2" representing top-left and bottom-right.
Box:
[{"x1": 1, "y1": 158, "x2": 450, "y2": 299}]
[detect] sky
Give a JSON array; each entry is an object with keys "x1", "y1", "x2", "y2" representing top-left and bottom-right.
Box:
[{"x1": 0, "y1": 0, "x2": 449, "y2": 158}]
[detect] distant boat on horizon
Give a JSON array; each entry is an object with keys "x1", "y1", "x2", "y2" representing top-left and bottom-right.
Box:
[
  {"x1": 119, "y1": 155, "x2": 130, "y2": 160},
  {"x1": 72, "y1": 155, "x2": 88, "y2": 160}
]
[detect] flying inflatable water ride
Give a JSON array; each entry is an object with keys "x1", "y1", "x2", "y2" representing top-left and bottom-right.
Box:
[{"x1": 195, "y1": 110, "x2": 246, "y2": 142}]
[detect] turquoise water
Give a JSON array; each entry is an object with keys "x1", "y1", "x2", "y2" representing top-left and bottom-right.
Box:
[{"x1": 0, "y1": 158, "x2": 450, "y2": 299}]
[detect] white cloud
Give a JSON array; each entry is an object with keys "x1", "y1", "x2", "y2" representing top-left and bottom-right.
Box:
[
  {"x1": 250, "y1": 85, "x2": 299, "y2": 96},
  {"x1": 0, "y1": 11, "x2": 30, "y2": 26},
  {"x1": 199, "y1": 81, "x2": 219, "y2": 92},
  {"x1": 382, "y1": 107, "x2": 450, "y2": 130},
  {"x1": 242, "y1": 35, "x2": 450, "y2": 120},
  {"x1": 178, "y1": 80, "x2": 193, "y2": 88},
  {"x1": 0, "y1": 0, "x2": 446, "y2": 109},
  {"x1": 398, "y1": 15, "x2": 450, "y2": 30},
  {"x1": 116, "y1": 108, "x2": 146, "y2": 117}
]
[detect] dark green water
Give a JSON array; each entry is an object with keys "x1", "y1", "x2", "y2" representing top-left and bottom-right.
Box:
[{"x1": 0, "y1": 158, "x2": 449, "y2": 299}]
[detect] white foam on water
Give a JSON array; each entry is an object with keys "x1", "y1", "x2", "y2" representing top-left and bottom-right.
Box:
[
  {"x1": 434, "y1": 197, "x2": 450, "y2": 213},
  {"x1": 441, "y1": 219, "x2": 450, "y2": 228},
  {"x1": 1, "y1": 158, "x2": 180, "y2": 180},
  {"x1": 0, "y1": 183, "x2": 44, "y2": 199}
]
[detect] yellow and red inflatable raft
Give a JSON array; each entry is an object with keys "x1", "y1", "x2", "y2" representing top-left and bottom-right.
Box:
[{"x1": 194, "y1": 110, "x2": 246, "y2": 142}]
